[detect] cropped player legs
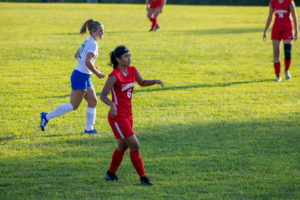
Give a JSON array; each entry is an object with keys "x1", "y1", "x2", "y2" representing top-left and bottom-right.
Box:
[
  {"x1": 147, "y1": 8, "x2": 155, "y2": 31},
  {"x1": 70, "y1": 89, "x2": 86, "y2": 110},
  {"x1": 84, "y1": 86, "x2": 98, "y2": 131},
  {"x1": 272, "y1": 40, "x2": 281, "y2": 79},
  {"x1": 109, "y1": 135, "x2": 145, "y2": 177},
  {"x1": 283, "y1": 39, "x2": 292, "y2": 79},
  {"x1": 123, "y1": 135, "x2": 146, "y2": 177},
  {"x1": 147, "y1": 8, "x2": 160, "y2": 31}
]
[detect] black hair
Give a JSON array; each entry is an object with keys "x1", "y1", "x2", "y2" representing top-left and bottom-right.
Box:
[{"x1": 109, "y1": 46, "x2": 129, "y2": 69}]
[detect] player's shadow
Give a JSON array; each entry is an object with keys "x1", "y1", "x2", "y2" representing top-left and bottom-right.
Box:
[
  {"x1": 54, "y1": 31, "x2": 146, "y2": 35},
  {"x1": 40, "y1": 79, "x2": 274, "y2": 99},
  {"x1": 54, "y1": 33, "x2": 79, "y2": 35},
  {"x1": 167, "y1": 27, "x2": 263, "y2": 35},
  {"x1": 133, "y1": 79, "x2": 274, "y2": 94}
]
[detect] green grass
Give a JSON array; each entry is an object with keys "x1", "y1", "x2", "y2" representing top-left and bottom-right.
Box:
[{"x1": 1, "y1": 3, "x2": 300, "y2": 199}]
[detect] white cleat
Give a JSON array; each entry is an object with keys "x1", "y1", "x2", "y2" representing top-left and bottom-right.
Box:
[
  {"x1": 285, "y1": 70, "x2": 291, "y2": 80},
  {"x1": 275, "y1": 77, "x2": 282, "y2": 82}
]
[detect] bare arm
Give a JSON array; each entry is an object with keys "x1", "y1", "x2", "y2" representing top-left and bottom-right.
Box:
[
  {"x1": 162, "y1": 0, "x2": 167, "y2": 8},
  {"x1": 263, "y1": 3, "x2": 274, "y2": 42},
  {"x1": 290, "y1": 2, "x2": 299, "y2": 41},
  {"x1": 136, "y1": 70, "x2": 164, "y2": 87},
  {"x1": 100, "y1": 76, "x2": 117, "y2": 117},
  {"x1": 85, "y1": 53, "x2": 105, "y2": 78},
  {"x1": 74, "y1": 48, "x2": 79, "y2": 60}
]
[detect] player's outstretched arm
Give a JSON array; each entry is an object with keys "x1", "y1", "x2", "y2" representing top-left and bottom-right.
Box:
[{"x1": 136, "y1": 70, "x2": 164, "y2": 87}]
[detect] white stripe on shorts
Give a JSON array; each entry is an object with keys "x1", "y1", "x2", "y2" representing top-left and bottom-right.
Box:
[
  {"x1": 112, "y1": 87, "x2": 118, "y2": 105},
  {"x1": 114, "y1": 122, "x2": 124, "y2": 139}
]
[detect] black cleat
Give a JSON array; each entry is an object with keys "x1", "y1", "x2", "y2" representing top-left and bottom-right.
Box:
[
  {"x1": 140, "y1": 176, "x2": 153, "y2": 186},
  {"x1": 105, "y1": 171, "x2": 119, "y2": 181}
]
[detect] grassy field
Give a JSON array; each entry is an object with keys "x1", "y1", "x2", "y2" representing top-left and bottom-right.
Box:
[{"x1": 0, "y1": 3, "x2": 300, "y2": 199}]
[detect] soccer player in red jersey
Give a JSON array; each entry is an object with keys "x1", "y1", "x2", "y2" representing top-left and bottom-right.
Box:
[
  {"x1": 263, "y1": 0, "x2": 298, "y2": 82},
  {"x1": 100, "y1": 46, "x2": 164, "y2": 186},
  {"x1": 146, "y1": 0, "x2": 167, "y2": 31}
]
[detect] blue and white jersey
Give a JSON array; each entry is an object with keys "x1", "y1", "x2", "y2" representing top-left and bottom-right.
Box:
[{"x1": 75, "y1": 36, "x2": 98, "y2": 74}]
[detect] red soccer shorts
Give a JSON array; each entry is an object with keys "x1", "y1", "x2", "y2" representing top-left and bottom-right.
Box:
[
  {"x1": 150, "y1": 0, "x2": 163, "y2": 9},
  {"x1": 108, "y1": 115, "x2": 134, "y2": 139},
  {"x1": 271, "y1": 26, "x2": 294, "y2": 40}
]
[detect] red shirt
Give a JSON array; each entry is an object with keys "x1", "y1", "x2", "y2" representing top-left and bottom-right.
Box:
[
  {"x1": 271, "y1": 0, "x2": 293, "y2": 28},
  {"x1": 109, "y1": 66, "x2": 138, "y2": 119}
]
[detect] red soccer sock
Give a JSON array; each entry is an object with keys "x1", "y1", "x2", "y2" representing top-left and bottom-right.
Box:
[
  {"x1": 130, "y1": 151, "x2": 146, "y2": 177},
  {"x1": 273, "y1": 62, "x2": 281, "y2": 77},
  {"x1": 151, "y1": 18, "x2": 157, "y2": 31},
  {"x1": 284, "y1": 59, "x2": 291, "y2": 71},
  {"x1": 108, "y1": 149, "x2": 125, "y2": 173}
]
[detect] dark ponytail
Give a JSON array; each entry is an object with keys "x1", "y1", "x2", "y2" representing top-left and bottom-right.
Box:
[
  {"x1": 109, "y1": 46, "x2": 130, "y2": 69},
  {"x1": 79, "y1": 19, "x2": 101, "y2": 35},
  {"x1": 110, "y1": 51, "x2": 118, "y2": 69}
]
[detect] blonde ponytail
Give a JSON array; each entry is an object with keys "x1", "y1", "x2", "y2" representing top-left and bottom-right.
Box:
[{"x1": 79, "y1": 19, "x2": 102, "y2": 35}]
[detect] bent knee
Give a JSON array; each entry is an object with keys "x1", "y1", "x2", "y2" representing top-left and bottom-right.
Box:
[
  {"x1": 88, "y1": 99, "x2": 98, "y2": 108},
  {"x1": 72, "y1": 105, "x2": 79, "y2": 110}
]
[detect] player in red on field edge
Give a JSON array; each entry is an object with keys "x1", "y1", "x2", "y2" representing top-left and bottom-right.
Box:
[
  {"x1": 263, "y1": 0, "x2": 298, "y2": 82},
  {"x1": 146, "y1": 0, "x2": 167, "y2": 31}
]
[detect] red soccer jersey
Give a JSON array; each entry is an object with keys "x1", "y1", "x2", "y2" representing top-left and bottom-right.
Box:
[
  {"x1": 109, "y1": 66, "x2": 138, "y2": 119},
  {"x1": 271, "y1": 0, "x2": 293, "y2": 28}
]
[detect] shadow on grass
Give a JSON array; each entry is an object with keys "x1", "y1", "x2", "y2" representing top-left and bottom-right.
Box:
[
  {"x1": 1, "y1": 115, "x2": 299, "y2": 199},
  {"x1": 54, "y1": 31, "x2": 147, "y2": 36},
  {"x1": 40, "y1": 79, "x2": 274, "y2": 99},
  {"x1": 54, "y1": 33, "x2": 79, "y2": 35},
  {"x1": 53, "y1": 28, "x2": 262, "y2": 36},
  {"x1": 166, "y1": 27, "x2": 263, "y2": 35},
  {"x1": 132, "y1": 78, "x2": 274, "y2": 94},
  {"x1": 0, "y1": 135, "x2": 16, "y2": 143}
]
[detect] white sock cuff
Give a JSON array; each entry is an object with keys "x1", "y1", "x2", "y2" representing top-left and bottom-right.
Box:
[
  {"x1": 86, "y1": 107, "x2": 96, "y2": 112},
  {"x1": 67, "y1": 102, "x2": 74, "y2": 111}
]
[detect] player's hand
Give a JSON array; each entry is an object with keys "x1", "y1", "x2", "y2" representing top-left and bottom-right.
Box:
[
  {"x1": 263, "y1": 32, "x2": 267, "y2": 42},
  {"x1": 156, "y1": 80, "x2": 164, "y2": 87},
  {"x1": 294, "y1": 31, "x2": 298, "y2": 41},
  {"x1": 96, "y1": 71, "x2": 106, "y2": 79},
  {"x1": 109, "y1": 104, "x2": 117, "y2": 118}
]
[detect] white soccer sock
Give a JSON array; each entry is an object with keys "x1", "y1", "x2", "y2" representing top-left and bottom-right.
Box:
[
  {"x1": 46, "y1": 102, "x2": 74, "y2": 121},
  {"x1": 86, "y1": 107, "x2": 96, "y2": 131}
]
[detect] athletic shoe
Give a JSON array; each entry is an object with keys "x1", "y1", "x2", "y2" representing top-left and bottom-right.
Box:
[
  {"x1": 153, "y1": 24, "x2": 160, "y2": 31},
  {"x1": 140, "y1": 176, "x2": 153, "y2": 186},
  {"x1": 105, "y1": 171, "x2": 119, "y2": 181},
  {"x1": 275, "y1": 77, "x2": 282, "y2": 82},
  {"x1": 84, "y1": 129, "x2": 99, "y2": 134},
  {"x1": 285, "y1": 70, "x2": 291, "y2": 80},
  {"x1": 40, "y1": 112, "x2": 48, "y2": 131}
]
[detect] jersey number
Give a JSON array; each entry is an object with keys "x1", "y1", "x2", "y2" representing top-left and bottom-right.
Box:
[
  {"x1": 278, "y1": 13, "x2": 284, "y2": 18},
  {"x1": 78, "y1": 42, "x2": 86, "y2": 59},
  {"x1": 127, "y1": 89, "x2": 132, "y2": 98}
]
